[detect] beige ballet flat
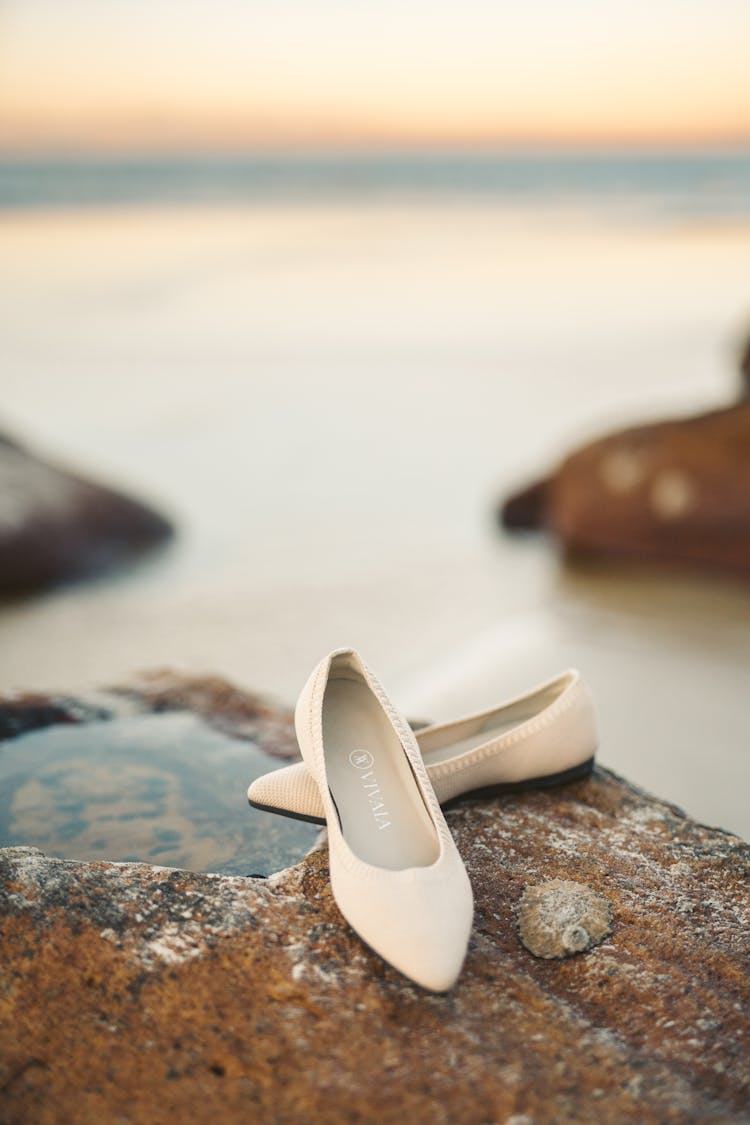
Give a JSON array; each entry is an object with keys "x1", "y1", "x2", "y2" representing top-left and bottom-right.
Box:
[
  {"x1": 249, "y1": 668, "x2": 597, "y2": 825},
  {"x1": 294, "y1": 647, "x2": 473, "y2": 991}
]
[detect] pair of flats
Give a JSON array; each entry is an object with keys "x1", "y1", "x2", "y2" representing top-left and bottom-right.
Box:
[{"x1": 248, "y1": 648, "x2": 597, "y2": 992}]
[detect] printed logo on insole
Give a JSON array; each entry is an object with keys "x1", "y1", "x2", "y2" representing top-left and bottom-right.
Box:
[
  {"x1": 348, "y1": 749, "x2": 391, "y2": 830},
  {"x1": 348, "y1": 749, "x2": 374, "y2": 770}
]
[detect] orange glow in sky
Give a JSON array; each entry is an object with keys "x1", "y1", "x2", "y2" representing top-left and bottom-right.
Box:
[{"x1": 1, "y1": 0, "x2": 749, "y2": 151}]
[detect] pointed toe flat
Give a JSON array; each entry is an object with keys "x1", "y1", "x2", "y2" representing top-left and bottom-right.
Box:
[{"x1": 294, "y1": 647, "x2": 473, "y2": 991}]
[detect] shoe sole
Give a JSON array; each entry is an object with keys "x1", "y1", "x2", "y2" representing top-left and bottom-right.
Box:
[{"x1": 247, "y1": 756, "x2": 596, "y2": 826}]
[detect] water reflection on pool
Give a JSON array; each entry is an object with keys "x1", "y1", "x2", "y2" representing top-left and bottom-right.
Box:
[{"x1": 0, "y1": 712, "x2": 319, "y2": 876}]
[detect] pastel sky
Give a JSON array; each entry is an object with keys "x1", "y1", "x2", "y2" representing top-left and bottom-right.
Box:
[{"x1": 1, "y1": 0, "x2": 749, "y2": 150}]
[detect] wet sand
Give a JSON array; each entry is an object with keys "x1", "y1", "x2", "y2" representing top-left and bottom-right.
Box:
[{"x1": 1, "y1": 202, "x2": 749, "y2": 837}]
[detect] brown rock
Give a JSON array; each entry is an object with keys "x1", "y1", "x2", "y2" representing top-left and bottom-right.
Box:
[
  {"x1": 501, "y1": 402, "x2": 750, "y2": 578},
  {"x1": 0, "y1": 690, "x2": 111, "y2": 741},
  {"x1": 1, "y1": 675, "x2": 749, "y2": 1123},
  {"x1": 499, "y1": 476, "x2": 550, "y2": 531},
  {"x1": 739, "y1": 323, "x2": 750, "y2": 396},
  {"x1": 0, "y1": 430, "x2": 172, "y2": 595},
  {"x1": 109, "y1": 668, "x2": 300, "y2": 755},
  {"x1": 0, "y1": 670, "x2": 298, "y2": 754}
]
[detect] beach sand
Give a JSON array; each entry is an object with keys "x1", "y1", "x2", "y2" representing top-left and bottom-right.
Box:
[{"x1": 1, "y1": 201, "x2": 749, "y2": 837}]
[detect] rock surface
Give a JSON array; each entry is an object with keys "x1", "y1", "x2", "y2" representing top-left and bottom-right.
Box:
[
  {"x1": 0, "y1": 430, "x2": 172, "y2": 595},
  {"x1": 500, "y1": 402, "x2": 750, "y2": 580},
  {"x1": 111, "y1": 668, "x2": 300, "y2": 757},
  {"x1": 0, "y1": 670, "x2": 298, "y2": 755},
  {"x1": 1, "y1": 675, "x2": 749, "y2": 1124}
]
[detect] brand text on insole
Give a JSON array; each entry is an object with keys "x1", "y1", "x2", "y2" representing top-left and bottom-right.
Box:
[{"x1": 348, "y1": 749, "x2": 392, "y2": 830}]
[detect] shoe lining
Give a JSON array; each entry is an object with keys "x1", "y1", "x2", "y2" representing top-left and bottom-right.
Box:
[
  {"x1": 323, "y1": 675, "x2": 439, "y2": 870},
  {"x1": 421, "y1": 683, "x2": 567, "y2": 766}
]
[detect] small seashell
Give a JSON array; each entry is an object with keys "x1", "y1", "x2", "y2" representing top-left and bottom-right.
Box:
[{"x1": 516, "y1": 879, "x2": 612, "y2": 959}]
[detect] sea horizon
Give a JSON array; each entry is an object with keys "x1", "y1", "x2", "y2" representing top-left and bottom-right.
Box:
[{"x1": 1, "y1": 146, "x2": 749, "y2": 220}]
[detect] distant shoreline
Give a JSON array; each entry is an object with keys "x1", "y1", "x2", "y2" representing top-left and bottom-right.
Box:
[{"x1": 1, "y1": 149, "x2": 749, "y2": 217}]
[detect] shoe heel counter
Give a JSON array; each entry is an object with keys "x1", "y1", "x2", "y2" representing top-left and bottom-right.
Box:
[
  {"x1": 517, "y1": 674, "x2": 598, "y2": 777},
  {"x1": 567, "y1": 675, "x2": 599, "y2": 760}
]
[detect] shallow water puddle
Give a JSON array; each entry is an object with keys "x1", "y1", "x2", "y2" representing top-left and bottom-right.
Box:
[{"x1": 0, "y1": 712, "x2": 319, "y2": 876}]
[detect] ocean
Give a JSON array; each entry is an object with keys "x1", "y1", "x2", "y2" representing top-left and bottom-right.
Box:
[
  {"x1": 2, "y1": 149, "x2": 750, "y2": 219},
  {"x1": 1, "y1": 149, "x2": 749, "y2": 840}
]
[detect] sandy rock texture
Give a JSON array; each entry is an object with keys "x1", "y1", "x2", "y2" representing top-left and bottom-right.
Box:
[
  {"x1": 0, "y1": 430, "x2": 172, "y2": 594},
  {"x1": 1, "y1": 677, "x2": 749, "y2": 1124}
]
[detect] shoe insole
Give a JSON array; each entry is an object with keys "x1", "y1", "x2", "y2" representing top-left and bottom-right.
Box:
[{"x1": 323, "y1": 677, "x2": 439, "y2": 871}]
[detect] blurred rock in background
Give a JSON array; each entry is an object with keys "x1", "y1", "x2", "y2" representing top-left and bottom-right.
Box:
[
  {"x1": 0, "y1": 430, "x2": 173, "y2": 597},
  {"x1": 501, "y1": 328, "x2": 750, "y2": 581}
]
